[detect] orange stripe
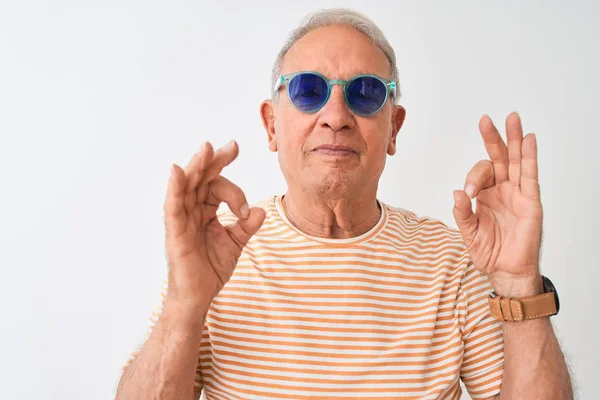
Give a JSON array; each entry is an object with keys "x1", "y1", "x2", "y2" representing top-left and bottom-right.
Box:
[
  {"x1": 204, "y1": 330, "x2": 463, "y2": 354},
  {"x1": 218, "y1": 285, "x2": 460, "y2": 304},
  {"x1": 203, "y1": 320, "x2": 459, "y2": 342},
  {"x1": 211, "y1": 296, "x2": 457, "y2": 315},
  {"x1": 200, "y1": 349, "x2": 464, "y2": 377},
  {"x1": 201, "y1": 362, "x2": 460, "y2": 386},
  {"x1": 202, "y1": 367, "x2": 457, "y2": 396}
]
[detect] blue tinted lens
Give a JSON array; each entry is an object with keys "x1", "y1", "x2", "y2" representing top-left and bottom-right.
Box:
[
  {"x1": 288, "y1": 73, "x2": 329, "y2": 113},
  {"x1": 345, "y1": 76, "x2": 388, "y2": 116}
]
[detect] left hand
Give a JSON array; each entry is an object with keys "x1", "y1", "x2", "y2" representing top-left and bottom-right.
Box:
[{"x1": 452, "y1": 112, "x2": 544, "y2": 297}]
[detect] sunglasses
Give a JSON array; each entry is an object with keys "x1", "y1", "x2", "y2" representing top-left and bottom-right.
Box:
[{"x1": 274, "y1": 71, "x2": 396, "y2": 117}]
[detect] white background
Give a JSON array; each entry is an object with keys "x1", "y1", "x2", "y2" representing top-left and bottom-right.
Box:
[{"x1": 1, "y1": 1, "x2": 598, "y2": 399}]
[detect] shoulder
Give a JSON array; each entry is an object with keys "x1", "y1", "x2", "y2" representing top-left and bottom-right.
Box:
[
  {"x1": 383, "y1": 203, "x2": 495, "y2": 299},
  {"x1": 383, "y1": 202, "x2": 465, "y2": 246},
  {"x1": 382, "y1": 202, "x2": 471, "y2": 273}
]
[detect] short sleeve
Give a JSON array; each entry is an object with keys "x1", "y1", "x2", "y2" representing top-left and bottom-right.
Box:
[
  {"x1": 457, "y1": 261, "x2": 505, "y2": 399},
  {"x1": 120, "y1": 276, "x2": 204, "y2": 394}
]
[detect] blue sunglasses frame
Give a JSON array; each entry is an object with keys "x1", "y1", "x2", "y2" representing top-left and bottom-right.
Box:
[{"x1": 274, "y1": 71, "x2": 397, "y2": 117}]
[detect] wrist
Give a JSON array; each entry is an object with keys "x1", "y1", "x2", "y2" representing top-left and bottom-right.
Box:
[
  {"x1": 167, "y1": 264, "x2": 221, "y2": 306},
  {"x1": 490, "y1": 272, "x2": 544, "y2": 297},
  {"x1": 162, "y1": 295, "x2": 209, "y2": 331},
  {"x1": 164, "y1": 278, "x2": 216, "y2": 318}
]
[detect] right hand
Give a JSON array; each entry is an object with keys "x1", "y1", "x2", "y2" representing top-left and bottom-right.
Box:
[{"x1": 163, "y1": 141, "x2": 266, "y2": 304}]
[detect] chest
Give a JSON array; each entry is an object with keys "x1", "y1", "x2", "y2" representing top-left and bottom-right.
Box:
[{"x1": 199, "y1": 257, "x2": 464, "y2": 399}]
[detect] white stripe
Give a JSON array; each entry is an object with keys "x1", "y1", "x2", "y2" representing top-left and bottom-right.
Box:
[
  {"x1": 245, "y1": 238, "x2": 467, "y2": 256},
  {"x1": 204, "y1": 324, "x2": 458, "y2": 347},
  {"x1": 203, "y1": 332, "x2": 462, "y2": 354},
  {"x1": 211, "y1": 297, "x2": 453, "y2": 314},
  {"x1": 235, "y1": 260, "x2": 461, "y2": 278},
  {"x1": 207, "y1": 309, "x2": 454, "y2": 327},
  {"x1": 201, "y1": 355, "x2": 462, "y2": 381},
  {"x1": 210, "y1": 301, "x2": 454, "y2": 320},
  {"x1": 215, "y1": 290, "x2": 456, "y2": 308},
  {"x1": 204, "y1": 320, "x2": 457, "y2": 339},
  {"x1": 201, "y1": 372, "x2": 456, "y2": 394},
  {"x1": 231, "y1": 267, "x2": 464, "y2": 285},
  {"x1": 237, "y1": 252, "x2": 469, "y2": 268},
  {"x1": 227, "y1": 274, "x2": 457, "y2": 293},
  {"x1": 200, "y1": 350, "x2": 462, "y2": 373},
  {"x1": 206, "y1": 340, "x2": 464, "y2": 362},
  {"x1": 222, "y1": 283, "x2": 462, "y2": 299}
]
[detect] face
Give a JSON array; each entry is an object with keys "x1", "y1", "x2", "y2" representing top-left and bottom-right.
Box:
[{"x1": 260, "y1": 24, "x2": 406, "y2": 200}]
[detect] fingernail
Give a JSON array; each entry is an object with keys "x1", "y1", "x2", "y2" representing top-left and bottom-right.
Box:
[
  {"x1": 196, "y1": 142, "x2": 207, "y2": 155},
  {"x1": 225, "y1": 140, "x2": 236, "y2": 150},
  {"x1": 464, "y1": 184, "x2": 477, "y2": 199},
  {"x1": 453, "y1": 191, "x2": 460, "y2": 205},
  {"x1": 240, "y1": 203, "x2": 250, "y2": 219},
  {"x1": 170, "y1": 164, "x2": 176, "y2": 178}
]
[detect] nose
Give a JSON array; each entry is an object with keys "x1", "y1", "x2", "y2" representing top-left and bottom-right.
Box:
[{"x1": 319, "y1": 84, "x2": 355, "y2": 132}]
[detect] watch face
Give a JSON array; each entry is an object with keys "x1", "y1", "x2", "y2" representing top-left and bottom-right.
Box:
[{"x1": 542, "y1": 275, "x2": 560, "y2": 314}]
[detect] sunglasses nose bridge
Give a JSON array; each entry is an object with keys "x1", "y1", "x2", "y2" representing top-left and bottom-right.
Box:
[
  {"x1": 328, "y1": 80, "x2": 347, "y2": 95},
  {"x1": 324, "y1": 81, "x2": 350, "y2": 111}
]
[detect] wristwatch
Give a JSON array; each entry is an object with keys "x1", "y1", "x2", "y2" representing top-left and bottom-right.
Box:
[{"x1": 488, "y1": 275, "x2": 560, "y2": 322}]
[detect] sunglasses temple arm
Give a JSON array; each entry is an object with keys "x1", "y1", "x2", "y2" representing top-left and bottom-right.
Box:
[
  {"x1": 388, "y1": 82, "x2": 397, "y2": 99},
  {"x1": 273, "y1": 76, "x2": 289, "y2": 94}
]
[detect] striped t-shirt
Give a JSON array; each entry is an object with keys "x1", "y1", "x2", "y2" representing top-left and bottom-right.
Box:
[{"x1": 123, "y1": 195, "x2": 504, "y2": 399}]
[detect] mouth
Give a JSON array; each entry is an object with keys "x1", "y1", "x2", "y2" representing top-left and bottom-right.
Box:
[{"x1": 312, "y1": 145, "x2": 357, "y2": 156}]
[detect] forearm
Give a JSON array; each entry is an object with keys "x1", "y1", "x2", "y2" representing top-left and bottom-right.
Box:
[
  {"x1": 492, "y1": 275, "x2": 573, "y2": 400},
  {"x1": 498, "y1": 318, "x2": 572, "y2": 400},
  {"x1": 116, "y1": 296, "x2": 210, "y2": 399}
]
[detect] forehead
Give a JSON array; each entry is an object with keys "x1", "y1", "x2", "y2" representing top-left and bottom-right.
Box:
[{"x1": 281, "y1": 24, "x2": 392, "y2": 80}]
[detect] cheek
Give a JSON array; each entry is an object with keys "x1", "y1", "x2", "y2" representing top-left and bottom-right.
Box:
[
  {"x1": 278, "y1": 112, "x2": 314, "y2": 153},
  {"x1": 359, "y1": 123, "x2": 392, "y2": 171},
  {"x1": 362, "y1": 119, "x2": 391, "y2": 152},
  {"x1": 377, "y1": 108, "x2": 393, "y2": 138}
]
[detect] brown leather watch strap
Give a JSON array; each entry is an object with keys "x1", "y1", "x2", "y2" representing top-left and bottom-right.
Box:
[{"x1": 488, "y1": 292, "x2": 557, "y2": 322}]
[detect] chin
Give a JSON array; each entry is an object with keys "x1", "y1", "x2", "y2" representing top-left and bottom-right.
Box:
[{"x1": 308, "y1": 170, "x2": 357, "y2": 199}]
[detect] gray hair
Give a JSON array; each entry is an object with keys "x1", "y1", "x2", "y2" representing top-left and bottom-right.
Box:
[{"x1": 270, "y1": 8, "x2": 401, "y2": 103}]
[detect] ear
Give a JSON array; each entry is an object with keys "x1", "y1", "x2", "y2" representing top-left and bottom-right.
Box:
[
  {"x1": 387, "y1": 105, "x2": 406, "y2": 156},
  {"x1": 260, "y1": 99, "x2": 277, "y2": 152}
]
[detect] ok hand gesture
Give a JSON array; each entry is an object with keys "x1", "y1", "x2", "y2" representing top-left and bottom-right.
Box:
[
  {"x1": 452, "y1": 113, "x2": 544, "y2": 296},
  {"x1": 164, "y1": 141, "x2": 266, "y2": 304}
]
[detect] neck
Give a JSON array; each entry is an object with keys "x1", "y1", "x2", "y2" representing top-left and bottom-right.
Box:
[{"x1": 282, "y1": 188, "x2": 381, "y2": 239}]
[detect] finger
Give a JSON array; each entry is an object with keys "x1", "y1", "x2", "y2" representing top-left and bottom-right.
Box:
[
  {"x1": 463, "y1": 160, "x2": 495, "y2": 199},
  {"x1": 184, "y1": 142, "x2": 214, "y2": 194},
  {"x1": 452, "y1": 190, "x2": 478, "y2": 247},
  {"x1": 521, "y1": 133, "x2": 541, "y2": 200},
  {"x1": 226, "y1": 207, "x2": 267, "y2": 248},
  {"x1": 184, "y1": 142, "x2": 212, "y2": 176},
  {"x1": 182, "y1": 144, "x2": 215, "y2": 214},
  {"x1": 479, "y1": 115, "x2": 509, "y2": 184},
  {"x1": 199, "y1": 140, "x2": 239, "y2": 188},
  {"x1": 506, "y1": 112, "x2": 523, "y2": 186},
  {"x1": 164, "y1": 163, "x2": 187, "y2": 237},
  {"x1": 204, "y1": 176, "x2": 250, "y2": 220}
]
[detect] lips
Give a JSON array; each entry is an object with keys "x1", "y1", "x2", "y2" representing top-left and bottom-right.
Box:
[{"x1": 312, "y1": 145, "x2": 357, "y2": 155}]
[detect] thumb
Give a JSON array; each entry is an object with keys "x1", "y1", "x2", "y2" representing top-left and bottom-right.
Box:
[
  {"x1": 452, "y1": 190, "x2": 478, "y2": 246},
  {"x1": 226, "y1": 207, "x2": 267, "y2": 246}
]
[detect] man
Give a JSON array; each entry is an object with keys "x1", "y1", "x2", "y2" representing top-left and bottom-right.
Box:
[{"x1": 116, "y1": 9, "x2": 573, "y2": 400}]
